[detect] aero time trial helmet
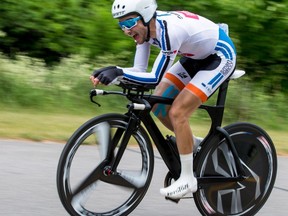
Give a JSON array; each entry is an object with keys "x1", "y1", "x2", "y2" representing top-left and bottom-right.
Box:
[{"x1": 112, "y1": 0, "x2": 157, "y2": 25}]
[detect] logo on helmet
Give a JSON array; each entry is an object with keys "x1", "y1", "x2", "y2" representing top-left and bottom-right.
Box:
[{"x1": 113, "y1": 11, "x2": 126, "y2": 17}]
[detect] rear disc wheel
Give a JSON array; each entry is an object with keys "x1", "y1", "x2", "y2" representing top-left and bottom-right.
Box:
[{"x1": 194, "y1": 122, "x2": 277, "y2": 215}]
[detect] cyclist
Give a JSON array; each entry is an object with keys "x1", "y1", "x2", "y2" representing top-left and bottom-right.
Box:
[{"x1": 90, "y1": 0, "x2": 236, "y2": 199}]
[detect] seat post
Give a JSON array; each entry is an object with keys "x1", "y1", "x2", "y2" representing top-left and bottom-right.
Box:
[{"x1": 216, "y1": 80, "x2": 229, "y2": 106}]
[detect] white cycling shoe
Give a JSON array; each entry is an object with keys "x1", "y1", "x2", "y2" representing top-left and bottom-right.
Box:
[{"x1": 160, "y1": 176, "x2": 198, "y2": 200}]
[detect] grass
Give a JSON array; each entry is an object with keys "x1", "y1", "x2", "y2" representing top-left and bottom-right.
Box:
[
  {"x1": 0, "y1": 108, "x2": 92, "y2": 142},
  {"x1": 0, "y1": 108, "x2": 287, "y2": 155}
]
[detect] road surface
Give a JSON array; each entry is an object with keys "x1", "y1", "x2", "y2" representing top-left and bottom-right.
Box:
[{"x1": 0, "y1": 139, "x2": 287, "y2": 215}]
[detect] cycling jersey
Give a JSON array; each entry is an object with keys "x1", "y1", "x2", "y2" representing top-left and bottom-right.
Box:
[{"x1": 121, "y1": 10, "x2": 236, "y2": 102}]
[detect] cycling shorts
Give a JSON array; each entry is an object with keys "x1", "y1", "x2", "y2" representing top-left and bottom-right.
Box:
[{"x1": 164, "y1": 28, "x2": 236, "y2": 102}]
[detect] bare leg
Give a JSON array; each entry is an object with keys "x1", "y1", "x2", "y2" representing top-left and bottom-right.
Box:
[
  {"x1": 160, "y1": 88, "x2": 202, "y2": 199},
  {"x1": 169, "y1": 89, "x2": 201, "y2": 154}
]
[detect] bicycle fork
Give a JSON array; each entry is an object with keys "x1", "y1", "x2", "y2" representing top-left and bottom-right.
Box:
[{"x1": 109, "y1": 113, "x2": 141, "y2": 172}]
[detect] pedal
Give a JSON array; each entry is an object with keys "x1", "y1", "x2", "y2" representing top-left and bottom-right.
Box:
[{"x1": 165, "y1": 196, "x2": 180, "y2": 204}]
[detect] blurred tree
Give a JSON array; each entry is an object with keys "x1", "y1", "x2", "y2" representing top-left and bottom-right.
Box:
[
  {"x1": 0, "y1": 0, "x2": 287, "y2": 91},
  {"x1": 0, "y1": 0, "x2": 131, "y2": 65},
  {"x1": 213, "y1": 0, "x2": 288, "y2": 91}
]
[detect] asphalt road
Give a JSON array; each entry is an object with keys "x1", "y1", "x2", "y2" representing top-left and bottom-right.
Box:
[{"x1": 0, "y1": 139, "x2": 287, "y2": 215}]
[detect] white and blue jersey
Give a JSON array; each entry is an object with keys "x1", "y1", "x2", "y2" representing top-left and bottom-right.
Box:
[{"x1": 121, "y1": 10, "x2": 236, "y2": 102}]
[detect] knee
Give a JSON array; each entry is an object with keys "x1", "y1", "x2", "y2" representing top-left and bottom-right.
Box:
[{"x1": 169, "y1": 105, "x2": 185, "y2": 125}]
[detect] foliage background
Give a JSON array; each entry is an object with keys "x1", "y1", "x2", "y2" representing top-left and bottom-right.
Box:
[
  {"x1": 0, "y1": 0, "x2": 287, "y2": 145},
  {"x1": 0, "y1": 0, "x2": 287, "y2": 88}
]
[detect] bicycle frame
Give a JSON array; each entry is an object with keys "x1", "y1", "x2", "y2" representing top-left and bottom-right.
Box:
[
  {"x1": 90, "y1": 78, "x2": 246, "y2": 186},
  {"x1": 58, "y1": 68, "x2": 276, "y2": 216}
]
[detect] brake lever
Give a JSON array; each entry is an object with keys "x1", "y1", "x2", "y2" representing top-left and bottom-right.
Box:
[{"x1": 90, "y1": 89, "x2": 101, "y2": 107}]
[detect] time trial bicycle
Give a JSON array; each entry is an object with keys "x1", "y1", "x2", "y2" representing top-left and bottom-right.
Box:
[{"x1": 57, "y1": 69, "x2": 277, "y2": 215}]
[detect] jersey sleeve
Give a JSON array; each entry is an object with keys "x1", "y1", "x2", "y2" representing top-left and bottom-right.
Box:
[
  {"x1": 124, "y1": 43, "x2": 150, "y2": 72},
  {"x1": 122, "y1": 51, "x2": 174, "y2": 84},
  {"x1": 122, "y1": 20, "x2": 182, "y2": 84}
]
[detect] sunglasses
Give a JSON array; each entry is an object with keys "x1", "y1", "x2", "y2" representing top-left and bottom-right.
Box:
[{"x1": 118, "y1": 16, "x2": 141, "y2": 31}]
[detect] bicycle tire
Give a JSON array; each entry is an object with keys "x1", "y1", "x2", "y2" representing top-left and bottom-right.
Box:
[
  {"x1": 57, "y1": 113, "x2": 154, "y2": 216},
  {"x1": 194, "y1": 122, "x2": 277, "y2": 216}
]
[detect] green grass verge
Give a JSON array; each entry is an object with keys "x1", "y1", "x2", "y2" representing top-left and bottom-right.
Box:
[{"x1": 0, "y1": 108, "x2": 287, "y2": 155}]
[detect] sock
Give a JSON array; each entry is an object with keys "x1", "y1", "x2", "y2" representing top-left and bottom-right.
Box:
[
  {"x1": 180, "y1": 153, "x2": 193, "y2": 176},
  {"x1": 160, "y1": 153, "x2": 197, "y2": 199}
]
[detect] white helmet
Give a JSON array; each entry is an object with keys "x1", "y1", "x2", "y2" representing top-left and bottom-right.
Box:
[{"x1": 112, "y1": 0, "x2": 157, "y2": 24}]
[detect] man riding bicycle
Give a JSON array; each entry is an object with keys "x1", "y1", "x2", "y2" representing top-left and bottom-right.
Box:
[{"x1": 90, "y1": 0, "x2": 236, "y2": 200}]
